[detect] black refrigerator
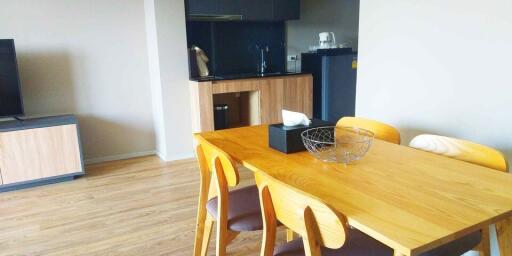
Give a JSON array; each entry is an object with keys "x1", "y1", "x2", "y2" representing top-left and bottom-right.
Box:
[{"x1": 301, "y1": 49, "x2": 357, "y2": 123}]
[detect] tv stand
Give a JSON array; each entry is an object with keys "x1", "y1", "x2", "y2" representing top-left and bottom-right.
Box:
[{"x1": 0, "y1": 115, "x2": 84, "y2": 192}]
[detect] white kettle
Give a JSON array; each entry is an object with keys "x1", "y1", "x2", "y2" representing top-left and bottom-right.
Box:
[
  {"x1": 191, "y1": 46, "x2": 210, "y2": 77},
  {"x1": 319, "y1": 32, "x2": 336, "y2": 49}
]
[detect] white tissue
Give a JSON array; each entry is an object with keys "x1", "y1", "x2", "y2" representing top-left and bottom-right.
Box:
[{"x1": 282, "y1": 110, "x2": 311, "y2": 127}]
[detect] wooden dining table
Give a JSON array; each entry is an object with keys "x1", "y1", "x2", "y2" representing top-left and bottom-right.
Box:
[{"x1": 195, "y1": 125, "x2": 512, "y2": 256}]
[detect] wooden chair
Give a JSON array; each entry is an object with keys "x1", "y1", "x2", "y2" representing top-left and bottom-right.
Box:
[
  {"x1": 410, "y1": 134, "x2": 510, "y2": 256},
  {"x1": 336, "y1": 117, "x2": 401, "y2": 144},
  {"x1": 193, "y1": 137, "x2": 263, "y2": 256},
  {"x1": 255, "y1": 171, "x2": 394, "y2": 256}
]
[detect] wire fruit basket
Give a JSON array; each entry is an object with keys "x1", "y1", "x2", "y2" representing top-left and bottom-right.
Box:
[{"x1": 301, "y1": 126, "x2": 374, "y2": 164}]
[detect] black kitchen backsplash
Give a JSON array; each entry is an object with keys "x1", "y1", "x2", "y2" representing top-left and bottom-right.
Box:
[{"x1": 186, "y1": 21, "x2": 286, "y2": 77}]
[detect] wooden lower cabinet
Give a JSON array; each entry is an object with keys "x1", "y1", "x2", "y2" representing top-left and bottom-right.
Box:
[
  {"x1": 260, "y1": 75, "x2": 313, "y2": 124},
  {"x1": 0, "y1": 125, "x2": 82, "y2": 185},
  {"x1": 260, "y1": 78, "x2": 285, "y2": 124},
  {"x1": 190, "y1": 74, "x2": 313, "y2": 132},
  {"x1": 283, "y1": 75, "x2": 313, "y2": 118},
  {"x1": 0, "y1": 115, "x2": 84, "y2": 191}
]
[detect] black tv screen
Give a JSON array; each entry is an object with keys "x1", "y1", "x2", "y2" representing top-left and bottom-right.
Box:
[{"x1": 0, "y1": 39, "x2": 24, "y2": 118}]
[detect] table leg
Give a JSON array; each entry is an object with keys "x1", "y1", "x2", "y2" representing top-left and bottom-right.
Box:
[
  {"x1": 497, "y1": 217, "x2": 512, "y2": 256},
  {"x1": 475, "y1": 226, "x2": 491, "y2": 256},
  {"x1": 393, "y1": 251, "x2": 406, "y2": 256}
]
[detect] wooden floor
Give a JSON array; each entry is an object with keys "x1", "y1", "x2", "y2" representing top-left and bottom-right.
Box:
[{"x1": 0, "y1": 156, "x2": 285, "y2": 255}]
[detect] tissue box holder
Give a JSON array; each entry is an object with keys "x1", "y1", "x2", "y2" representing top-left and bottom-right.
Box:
[{"x1": 269, "y1": 119, "x2": 334, "y2": 154}]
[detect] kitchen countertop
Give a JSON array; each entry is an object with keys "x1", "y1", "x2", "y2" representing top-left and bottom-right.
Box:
[{"x1": 189, "y1": 71, "x2": 310, "y2": 82}]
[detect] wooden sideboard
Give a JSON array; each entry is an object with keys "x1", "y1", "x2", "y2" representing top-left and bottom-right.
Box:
[
  {"x1": 190, "y1": 74, "x2": 313, "y2": 132},
  {"x1": 0, "y1": 115, "x2": 84, "y2": 192}
]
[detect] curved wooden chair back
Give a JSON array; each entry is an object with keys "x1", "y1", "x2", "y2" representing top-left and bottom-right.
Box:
[
  {"x1": 255, "y1": 172, "x2": 348, "y2": 256},
  {"x1": 409, "y1": 134, "x2": 508, "y2": 172},
  {"x1": 409, "y1": 134, "x2": 510, "y2": 256},
  {"x1": 194, "y1": 137, "x2": 242, "y2": 256},
  {"x1": 195, "y1": 137, "x2": 240, "y2": 187},
  {"x1": 336, "y1": 117, "x2": 401, "y2": 144}
]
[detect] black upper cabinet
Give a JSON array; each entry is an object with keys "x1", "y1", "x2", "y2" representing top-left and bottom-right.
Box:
[
  {"x1": 186, "y1": 0, "x2": 300, "y2": 21},
  {"x1": 240, "y1": 0, "x2": 273, "y2": 20},
  {"x1": 186, "y1": 0, "x2": 242, "y2": 16},
  {"x1": 218, "y1": 0, "x2": 241, "y2": 15},
  {"x1": 187, "y1": 0, "x2": 218, "y2": 15},
  {"x1": 273, "y1": 0, "x2": 300, "y2": 20}
]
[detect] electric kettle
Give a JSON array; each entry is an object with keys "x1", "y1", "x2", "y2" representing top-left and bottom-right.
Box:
[
  {"x1": 191, "y1": 46, "x2": 210, "y2": 77},
  {"x1": 319, "y1": 32, "x2": 336, "y2": 49}
]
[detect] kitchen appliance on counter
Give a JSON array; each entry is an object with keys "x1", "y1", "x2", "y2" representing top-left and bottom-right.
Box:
[
  {"x1": 301, "y1": 49, "x2": 357, "y2": 123},
  {"x1": 319, "y1": 32, "x2": 336, "y2": 49},
  {"x1": 309, "y1": 32, "x2": 351, "y2": 52},
  {"x1": 190, "y1": 46, "x2": 210, "y2": 77}
]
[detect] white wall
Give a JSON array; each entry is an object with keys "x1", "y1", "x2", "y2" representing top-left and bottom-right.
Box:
[
  {"x1": 286, "y1": 0, "x2": 360, "y2": 71},
  {"x1": 144, "y1": 0, "x2": 168, "y2": 160},
  {"x1": 144, "y1": 0, "x2": 194, "y2": 161},
  {"x1": 357, "y1": 0, "x2": 512, "y2": 163},
  {"x1": 0, "y1": 0, "x2": 156, "y2": 163},
  {"x1": 358, "y1": 1, "x2": 512, "y2": 254}
]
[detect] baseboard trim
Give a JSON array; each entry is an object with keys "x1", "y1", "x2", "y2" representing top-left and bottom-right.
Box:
[
  {"x1": 85, "y1": 151, "x2": 157, "y2": 165},
  {"x1": 157, "y1": 152, "x2": 195, "y2": 162},
  {"x1": 85, "y1": 150, "x2": 196, "y2": 165}
]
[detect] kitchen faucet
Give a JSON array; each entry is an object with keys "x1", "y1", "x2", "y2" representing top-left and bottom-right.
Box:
[{"x1": 258, "y1": 45, "x2": 269, "y2": 74}]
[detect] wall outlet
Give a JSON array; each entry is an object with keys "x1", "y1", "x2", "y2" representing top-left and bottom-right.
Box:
[{"x1": 287, "y1": 55, "x2": 298, "y2": 62}]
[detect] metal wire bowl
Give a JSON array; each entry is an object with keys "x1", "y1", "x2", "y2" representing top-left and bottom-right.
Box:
[{"x1": 301, "y1": 126, "x2": 374, "y2": 164}]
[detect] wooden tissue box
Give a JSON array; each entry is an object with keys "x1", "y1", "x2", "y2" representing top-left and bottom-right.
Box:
[{"x1": 268, "y1": 119, "x2": 334, "y2": 154}]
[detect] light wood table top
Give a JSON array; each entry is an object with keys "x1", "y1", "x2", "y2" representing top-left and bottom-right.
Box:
[{"x1": 195, "y1": 125, "x2": 512, "y2": 256}]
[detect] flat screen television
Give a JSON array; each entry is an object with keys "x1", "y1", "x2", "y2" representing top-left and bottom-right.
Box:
[{"x1": 0, "y1": 39, "x2": 24, "y2": 118}]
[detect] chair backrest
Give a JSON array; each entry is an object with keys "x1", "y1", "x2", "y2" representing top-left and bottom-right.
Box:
[
  {"x1": 336, "y1": 117, "x2": 401, "y2": 144},
  {"x1": 255, "y1": 171, "x2": 348, "y2": 254},
  {"x1": 409, "y1": 134, "x2": 509, "y2": 172},
  {"x1": 195, "y1": 136, "x2": 240, "y2": 187}
]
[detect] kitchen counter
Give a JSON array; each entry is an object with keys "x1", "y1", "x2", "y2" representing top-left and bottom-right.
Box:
[
  {"x1": 189, "y1": 71, "x2": 310, "y2": 82},
  {"x1": 190, "y1": 73, "x2": 313, "y2": 132}
]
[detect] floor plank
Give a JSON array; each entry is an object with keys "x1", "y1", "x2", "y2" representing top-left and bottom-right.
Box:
[{"x1": 0, "y1": 156, "x2": 284, "y2": 255}]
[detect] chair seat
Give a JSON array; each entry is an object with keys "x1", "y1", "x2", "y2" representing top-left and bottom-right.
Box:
[
  {"x1": 419, "y1": 230, "x2": 481, "y2": 256},
  {"x1": 274, "y1": 228, "x2": 481, "y2": 256},
  {"x1": 274, "y1": 227, "x2": 394, "y2": 256},
  {"x1": 206, "y1": 185, "x2": 263, "y2": 232}
]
